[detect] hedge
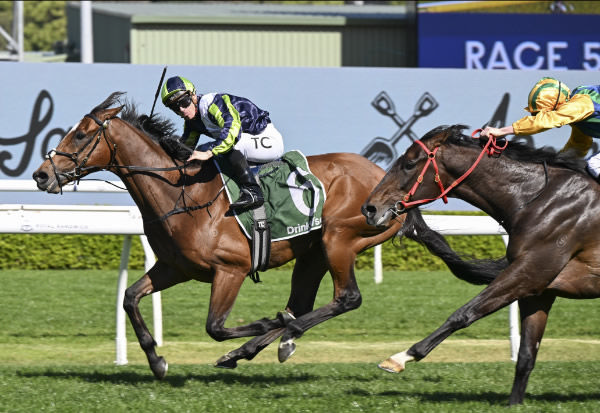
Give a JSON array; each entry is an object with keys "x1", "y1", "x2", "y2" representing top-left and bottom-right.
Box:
[{"x1": 0, "y1": 212, "x2": 506, "y2": 271}]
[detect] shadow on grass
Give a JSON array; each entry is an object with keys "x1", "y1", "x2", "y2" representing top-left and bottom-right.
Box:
[
  {"x1": 16, "y1": 368, "x2": 316, "y2": 388},
  {"x1": 348, "y1": 388, "x2": 600, "y2": 406}
]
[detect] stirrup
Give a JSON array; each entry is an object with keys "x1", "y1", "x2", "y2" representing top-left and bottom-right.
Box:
[{"x1": 230, "y1": 188, "x2": 263, "y2": 210}]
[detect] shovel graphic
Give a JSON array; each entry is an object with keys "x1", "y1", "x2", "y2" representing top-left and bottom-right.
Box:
[
  {"x1": 371, "y1": 91, "x2": 421, "y2": 143},
  {"x1": 362, "y1": 92, "x2": 439, "y2": 170}
]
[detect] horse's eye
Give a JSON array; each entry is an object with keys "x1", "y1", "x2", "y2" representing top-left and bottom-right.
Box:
[
  {"x1": 75, "y1": 131, "x2": 86, "y2": 140},
  {"x1": 405, "y1": 159, "x2": 417, "y2": 170}
]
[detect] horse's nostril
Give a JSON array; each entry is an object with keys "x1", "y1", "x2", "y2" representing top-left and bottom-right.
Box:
[
  {"x1": 361, "y1": 204, "x2": 376, "y2": 217},
  {"x1": 32, "y1": 171, "x2": 48, "y2": 183}
]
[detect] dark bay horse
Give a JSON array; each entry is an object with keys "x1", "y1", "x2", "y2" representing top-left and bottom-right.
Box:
[
  {"x1": 362, "y1": 124, "x2": 600, "y2": 405},
  {"x1": 32, "y1": 92, "x2": 402, "y2": 379}
]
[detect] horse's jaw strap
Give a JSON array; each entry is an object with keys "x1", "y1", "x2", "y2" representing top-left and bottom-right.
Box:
[{"x1": 394, "y1": 130, "x2": 508, "y2": 214}]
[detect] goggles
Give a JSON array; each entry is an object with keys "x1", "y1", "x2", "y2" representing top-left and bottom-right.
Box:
[{"x1": 168, "y1": 93, "x2": 193, "y2": 113}]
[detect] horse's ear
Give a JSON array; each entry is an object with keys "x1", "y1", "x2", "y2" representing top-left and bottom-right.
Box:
[
  {"x1": 104, "y1": 105, "x2": 125, "y2": 119},
  {"x1": 430, "y1": 130, "x2": 451, "y2": 148}
]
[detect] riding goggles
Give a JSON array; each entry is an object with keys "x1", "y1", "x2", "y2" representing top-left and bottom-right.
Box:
[{"x1": 168, "y1": 93, "x2": 193, "y2": 113}]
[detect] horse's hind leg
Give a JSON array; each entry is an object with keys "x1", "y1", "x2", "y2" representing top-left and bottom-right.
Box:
[
  {"x1": 216, "y1": 245, "x2": 328, "y2": 367},
  {"x1": 279, "y1": 236, "x2": 361, "y2": 362},
  {"x1": 123, "y1": 261, "x2": 185, "y2": 379},
  {"x1": 509, "y1": 293, "x2": 555, "y2": 405}
]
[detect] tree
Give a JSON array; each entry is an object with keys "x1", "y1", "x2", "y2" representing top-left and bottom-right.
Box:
[
  {"x1": 24, "y1": 1, "x2": 66, "y2": 51},
  {"x1": 0, "y1": 1, "x2": 66, "y2": 52}
]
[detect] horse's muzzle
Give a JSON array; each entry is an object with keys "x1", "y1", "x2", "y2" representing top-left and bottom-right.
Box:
[{"x1": 32, "y1": 170, "x2": 60, "y2": 193}]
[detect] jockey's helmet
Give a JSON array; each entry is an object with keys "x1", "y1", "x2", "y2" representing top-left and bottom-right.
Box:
[
  {"x1": 161, "y1": 76, "x2": 196, "y2": 107},
  {"x1": 525, "y1": 77, "x2": 570, "y2": 114}
]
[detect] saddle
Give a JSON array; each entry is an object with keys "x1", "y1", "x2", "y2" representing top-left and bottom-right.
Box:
[{"x1": 215, "y1": 150, "x2": 326, "y2": 280}]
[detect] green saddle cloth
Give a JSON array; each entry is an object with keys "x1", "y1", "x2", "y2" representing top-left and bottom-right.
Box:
[{"x1": 214, "y1": 150, "x2": 326, "y2": 241}]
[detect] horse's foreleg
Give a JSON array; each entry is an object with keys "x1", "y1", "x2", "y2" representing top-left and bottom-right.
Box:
[
  {"x1": 215, "y1": 326, "x2": 287, "y2": 369},
  {"x1": 123, "y1": 262, "x2": 183, "y2": 379},
  {"x1": 509, "y1": 294, "x2": 555, "y2": 406},
  {"x1": 381, "y1": 261, "x2": 556, "y2": 372}
]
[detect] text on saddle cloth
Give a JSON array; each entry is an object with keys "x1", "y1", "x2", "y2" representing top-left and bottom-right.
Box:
[{"x1": 214, "y1": 150, "x2": 326, "y2": 241}]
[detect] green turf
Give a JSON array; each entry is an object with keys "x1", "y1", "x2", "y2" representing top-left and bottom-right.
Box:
[
  {"x1": 2, "y1": 362, "x2": 600, "y2": 412},
  {"x1": 2, "y1": 269, "x2": 600, "y2": 411}
]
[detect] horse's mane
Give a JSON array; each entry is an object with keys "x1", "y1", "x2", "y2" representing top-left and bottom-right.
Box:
[
  {"x1": 426, "y1": 124, "x2": 587, "y2": 174},
  {"x1": 91, "y1": 92, "x2": 192, "y2": 160}
]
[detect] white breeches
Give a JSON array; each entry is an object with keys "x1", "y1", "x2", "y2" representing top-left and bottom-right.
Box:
[{"x1": 235, "y1": 123, "x2": 285, "y2": 163}]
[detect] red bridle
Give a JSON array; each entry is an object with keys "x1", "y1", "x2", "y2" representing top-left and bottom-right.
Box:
[{"x1": 393, "y1": 129, "x2": 508, "y2": 213}]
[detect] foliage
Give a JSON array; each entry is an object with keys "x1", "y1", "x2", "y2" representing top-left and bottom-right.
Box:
[
  {"x1": 0, "y1": 234, "x2": 146, "y2": 270},
  {"x1": 0, "y1": 1, "x2": 66, "y2": 52},
  {"x1": 0, "y1": 230, "x2": 505, "y2": 271}
]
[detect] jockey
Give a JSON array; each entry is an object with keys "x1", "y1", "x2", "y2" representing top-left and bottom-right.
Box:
[
  {"x1": 481, "y1": 77, "x2": 600, "y2": 179},
  {"x1": 160, "y1": 75, "x2": 285, "y2": 210}
]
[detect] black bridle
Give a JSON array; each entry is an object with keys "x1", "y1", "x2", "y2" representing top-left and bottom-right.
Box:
[
  {"x1": 47, "y1": 113, "x2": 118, "y2": 194},
  {"x1": 46, "y1": 112, "x2": 225, "y2": 221}
]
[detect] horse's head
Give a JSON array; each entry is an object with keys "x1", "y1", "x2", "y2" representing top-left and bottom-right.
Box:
[
  {"x1": 33, "y1": 92, "x2": 125, "y2": 193},
  {"x1": 362, "y1": 125, "x2": 467, "y2": 227}
]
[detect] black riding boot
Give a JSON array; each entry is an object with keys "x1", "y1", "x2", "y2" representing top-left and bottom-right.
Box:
[{"x1": 227, "y1": 150, "x2": 264, "y2": 210}]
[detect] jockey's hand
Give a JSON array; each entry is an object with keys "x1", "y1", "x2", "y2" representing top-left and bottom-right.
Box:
[
  {"x1": 481, "y1": 125, "x2": 514, "y2": 139},
  {"x1": 187, "y1": 150, "x2": 213, "y2": 162}
]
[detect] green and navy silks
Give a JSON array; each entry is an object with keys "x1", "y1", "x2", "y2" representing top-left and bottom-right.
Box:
[{"x1": 214, "y1": 150, "x2": 326, "y2": 241}]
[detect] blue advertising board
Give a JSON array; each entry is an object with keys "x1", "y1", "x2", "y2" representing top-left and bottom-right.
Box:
[
  {"x1": 1, "y1": 62, "x2": 597, "y2": 210},
  {"x1": 419, "y1": 13, "x2": 600, "y2": 70}
]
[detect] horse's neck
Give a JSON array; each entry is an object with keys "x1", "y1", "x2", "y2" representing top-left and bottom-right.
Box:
[
  {"x1": 110, "y1": 122, "x2": 212, "y2": 218},
  {"x1": 446, "y1": 153, "x2": 548, "y2": 224}
]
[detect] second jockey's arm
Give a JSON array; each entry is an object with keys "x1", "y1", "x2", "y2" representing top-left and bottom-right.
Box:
[{"x1": 481, "y1": 125, "x2": 514, "y2": 138}]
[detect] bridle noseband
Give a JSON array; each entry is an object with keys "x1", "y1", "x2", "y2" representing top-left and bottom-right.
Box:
[
  {"x1": 45, "y1": 112, "x2": 225, "y2": 223},
  {"x1": 47, "y1": 113, "x2": 118, "y2": 193},
  {"x1": 391, "y1": 129, "x2": 508, "y2": 215}
]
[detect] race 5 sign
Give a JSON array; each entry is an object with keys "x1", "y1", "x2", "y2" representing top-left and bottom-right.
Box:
[{"x1": 419, "y1": 13, "x2": 600, "y2": 70}]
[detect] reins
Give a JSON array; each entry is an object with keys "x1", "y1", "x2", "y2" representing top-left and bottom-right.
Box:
[
  {"x1": 392, "y1": 129, "x2": 508, "y2": 214},
  {"x1": 48, "y1": 112, "x2": 225, "y2": 221}
]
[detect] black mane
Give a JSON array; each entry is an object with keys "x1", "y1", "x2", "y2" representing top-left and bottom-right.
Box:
[
  {"x1": 91, "y1": 91, "x2": 178, "y2": 143},
  {"x1": 425, "y1": 124, "x2": 587, "y2": 174}
]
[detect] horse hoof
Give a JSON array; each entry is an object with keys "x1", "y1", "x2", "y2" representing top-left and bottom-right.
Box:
[
  {"x1": 278, "y1": 339, "x2": 296, "y2": 363},
  {"x1": 378, "y1": 358, "x2": 404, "y2": 373},
  {"x1": 215, "y1": 354, "x2": 238, "y2": 369},
  {"x1": 151, "y1": 356, "x2": 169, "y2": 379},
  {"x1": 378, "y1": 351, "x2": 414, "y2": 374}
]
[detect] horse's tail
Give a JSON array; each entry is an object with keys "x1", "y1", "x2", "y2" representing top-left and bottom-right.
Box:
[{"x1": 399, "y1": 209, "x2": 508, "y2": 285}]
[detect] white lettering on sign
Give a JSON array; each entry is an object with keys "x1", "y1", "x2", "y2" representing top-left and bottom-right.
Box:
[
  {"x1": 583, "y1": 42, "x2": 600, "y2": 70},
  {"x1": 465, "y1": 41, "x2": 485, "y2": 69},
  {"x1": 487, "y1": 41, "x2": 512, "y2": 69},
  {"x1": 547, "y1": 41, "x2": 568, "y2": 70},
  {"x1": 513, "y1": 41, "x2": 543, "y2": 69},
  {"x1": 465, "y1": 40, "x2": 600, "y2": 70}
]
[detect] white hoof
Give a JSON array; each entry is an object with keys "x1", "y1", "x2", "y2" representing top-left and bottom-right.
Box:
[{"x1": 378, "y1": 351, "x2": 414, "y2": 373}]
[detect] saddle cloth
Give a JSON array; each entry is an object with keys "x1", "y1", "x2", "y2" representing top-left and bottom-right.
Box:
[{"x1": 214, "y1": 150, "x2": 326, "y2": 241}]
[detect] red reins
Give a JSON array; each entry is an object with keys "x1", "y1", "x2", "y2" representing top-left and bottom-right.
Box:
[{"x1": 394, "y1": 129, "x2": 508, "y2": 213}]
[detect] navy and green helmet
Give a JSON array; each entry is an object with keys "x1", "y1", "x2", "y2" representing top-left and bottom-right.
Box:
[{"x1": 161, "y1": 76, "x2": 196, "y2": 106}]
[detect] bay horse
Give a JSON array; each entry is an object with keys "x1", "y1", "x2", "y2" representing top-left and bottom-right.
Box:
[
  {"x1": 362, "y1": 124, "x2": 600, "y2": 405},
  {"x1": 32, "y1": 92, "x2": 402, "y2": 379}
]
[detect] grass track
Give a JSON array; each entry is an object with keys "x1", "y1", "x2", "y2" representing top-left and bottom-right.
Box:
[
  {"x1": 3, "y1": 362, "x2": 600, "y2": 412},
  {"x1": 3, "y1": 269, "x2": 600, "y2": 411}
]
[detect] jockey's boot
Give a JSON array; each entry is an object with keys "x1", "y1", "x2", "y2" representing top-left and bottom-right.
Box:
[{"x1": 228, "y1": 150, "x2": 264, "y2": 211}]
